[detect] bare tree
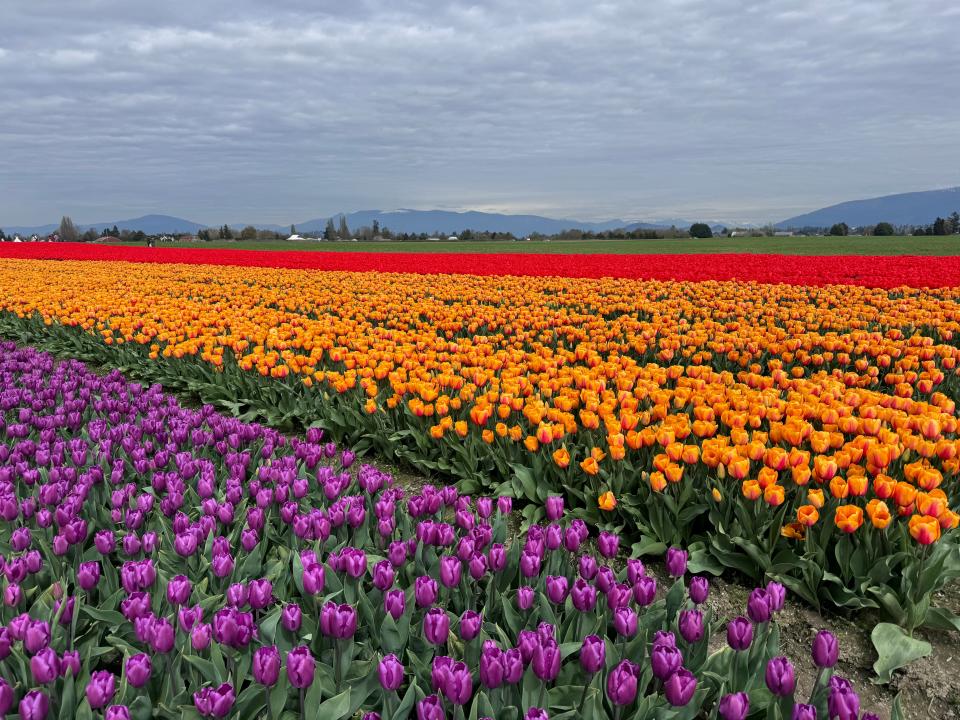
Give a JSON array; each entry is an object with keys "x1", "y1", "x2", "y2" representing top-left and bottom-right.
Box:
[{"x1": 59, "y1": 216, "x2": 79, "y2": 243}]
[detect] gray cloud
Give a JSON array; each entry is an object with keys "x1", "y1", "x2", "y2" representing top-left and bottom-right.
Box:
[{"x1": 1, "y1": 0, "x2": 958, "y2": 225}]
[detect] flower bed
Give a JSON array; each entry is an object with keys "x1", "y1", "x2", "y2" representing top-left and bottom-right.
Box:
[
  {"x1": 2, "y1": 241, "x2": 960, "y2": 286},
  {"x1": 0, "y1": 342, "x2": 888, "y2": 719},
  {"x1": 0, "y1": 259, "x2": 957, "y2": 625}
]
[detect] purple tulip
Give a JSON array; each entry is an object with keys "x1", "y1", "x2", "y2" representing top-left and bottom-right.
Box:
[
  {"x1": 679, "y1": 609, "x2": 704, "y2": 643},
  {"x1": 253, "y1": 645, "x2": 281, "y2": 687},
  {"x1": 765, "y1": 657, "x2": 796, "y2": 696},
  {"x1": 503, "y1": 648, "x2": 524, "y2": 684},
  {"x1": 792, "y1": 704, "x2": 817, "y2": 720},
  {"x1": 248, "y1": 579, "x2": 273, "y2": 610},
  {"x1": 77, "y1": 561, "x2": 101, "y2": 591},
  {"x1": 545, "y1": 496, "x2": 564, "y2": 520},
  {"x1": 86, "y1": 670, "x2": 117, "y2": 709},
  {"x1": 95, "y1": 530, "x2": 116, "y2": 554},
  {"x1": 211, "y1": 553, "x2": 234, "y2": 578},
  {"x1": 766, "y1": 581, "x2": 786, "y2": 612},
  {"x1": 424, "y1": 608, "x2": 450, "y2": 645},
  {"x1": 286, "y1": 646, "x2": 316, "y2": 689},
  {"x1": 689, "y1": 576, "x2": 710, "y2": 604},
  {"x1": 606, "y1": 659, "x2": 639, "y2": 706},
  {"x1": 651, "y1": 644, "x2": 683, "y2": 681},
  {"x1": 384, "y1": 589, "x2": 406, "y2": 620},
  {"x1": 126, "y1": 653, "x2": 152, "y2": 688},
  {"x1": 664, "y1": 668, "x2": 697, "y2": 706},
  {"x1": 518, "y1": 630, "x2": 539, "y2": 663},
  {"x1": 166, "y1": 575, "x2": 192, "y2": 605},
  {"x1": 106, "y1": 707, "x2": 131, "y2": 720},
  {"x1": 416, "y1": 575, "x2": 439, "y2": 607},
  {"x1": 718, "y1": 692, "x2": 750, "y2": 720},
  {"x1": 460, "y1": 611, "x2": 482, "y2": 641},
  {"x1": 488, "y1": 543, "x2": 507, "y2": 572},
  {"x1": 580, "y1": 634, "x2": 605, "y2": 674},
  {"x1": 60, "y1": 650, "x2": 81, "y2": 677},
  {"x1": 30, "y1": 647, "x2": 59, "y2": 684},
  {"x1": 281, "y1": 603, "x2": 302, "y2": 631},
  {"x1": 191, "y1": 623, "x2": 212, "y2": 650},
  {"x1": 828, "y1": 676, "x2": 860, "y2": 720},
  {"x1": 0, "y1": 680, "x2": 13, "y2": 715},
  {"x1": 194, "y1": 682, "x2": 235, "y2": 718},
  {"x1": 178, "y1": 604, "x2": 202, "y2": 632},
  {"x1": 438, "y1": 557, "x2": 462, "y2": 589},
  {"x1": 3, "y1": 583, "x2": 21, "y2": 607},
  {"x1": 525, "y1": 709, "x2": 549, "y2": 720},
  {"x1": 479, "y1": 644, "x2": 505, "y2": 689},
  {"x1": 416, "y1": 694, "x2": 446, "y2": 720},
  {"x1": 597, "y1": 531, "x2": 619, "y2": 558},
  {"x1": 747, "y1": 588, "x2": 772, "y2": 623},
  {"x1": 319, "y1": 602, "x2": 357, "y2": 639},
  {"x1": 595, "y1": 566, "x2": 615, "y2": 593},
  {"x1": 442, "y1": 661, "x2": 473, "y2": 705},
  {"x1": 379, "y1": 654, "x2": 405, "y2": 691},
  {"x1": 613, "y1": 606, "x2": 638, "y2": 638},
  {"x1": 516, "y1": 586, "x2": 535, "y2": 610},
  {"x1": 532, "y1": 638, "x2": 561, "y2": 682},
  {"x1": 431, "y1": 656, "x2": 453, "y2": 692},
  {"x1": 226, "y1": 582, "x2": 248, "y2": 608},
  {"x1": 545, "y1": 524, "x2": 562, "y2": 551},
  {"x1": 665, "y1": 547, "x2": 688, "y2": 577},
  {"x1": 150, "y1": 618, "x2": 175, "y2": 653},
  {"x1": 545, "y1": 575, "x2": 569, "y2": 604},
  {"x1": 372, "y1": 560, "x2": 395, "y2": 591},
  {"x1": 727, "y1": 617, "x2": 753, "y2": 651},
  {"x1": 24, "y1": 620, "x2": 51, "y2": 654},
  {"x1": 519, "y1": 550, "x2": 542, "y2": 578},
  {"x1": 606, "y1": 582, "x2": 632, "y2": 611},
  {"x1": 565, "y1": 579, "x2": 594, "y2": 613},
  {"x1": 579, "y1": 555, "x2": 599, "y2": 580},
  {"x1": 812, "y1": 630, "x2": 839, "y2": 668},
  {"x1": 363, "y1": 713, "x2": 381, "y2": 720},
  {"x1": 19, "y1": 690, "x2": 49, "y2": 720},
  {"x1": 497, "y1": 496, "x2": 512, "y2": 515},
  {"x1": 174, "y1": 532, "x2": 198, "y2": 557},
  {"x1": 302, "y1": 563, "x2": 325, "y2": 595}
]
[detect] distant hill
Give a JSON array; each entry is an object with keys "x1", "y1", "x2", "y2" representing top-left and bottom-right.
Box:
[
  {"x1": 4, "y1": 214, "x2": 207, "y2": 236},
  {"x1": 777, "y1": 187, "x2": 960, "y2": 229},
  {"x1": 3, "y1": 209, "x2": 730, "y2": 238},
  {"x1": 294, "y1": 209, "x2": 640, "y2": 236}
]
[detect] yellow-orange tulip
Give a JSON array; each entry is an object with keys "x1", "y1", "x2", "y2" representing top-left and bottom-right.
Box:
[
  {"x1": 598, "y1": 491, "x2": 617, "y2": 511},
  {"x1": 580, "y1": 456, "x2": 600, "y2": 476},
  {"x1": 797, "y1": 504, "x2": 819, "y2": 527},
  {"x1": 908, "y1": 514, "x2": 941, "y2": 544},
  {"x1": 834, "y1": 505, "x2": 864, "y2": 533},
  {"x1": 552, "y1": 447, "x2": 570, "y2": 469}
]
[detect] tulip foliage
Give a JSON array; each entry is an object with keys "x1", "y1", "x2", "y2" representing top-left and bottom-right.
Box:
[{"x1": 0, "y1": 343, "x2": 896, "y2": 719}]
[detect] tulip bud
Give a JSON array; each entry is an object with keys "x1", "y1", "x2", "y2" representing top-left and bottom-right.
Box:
[
  {"x1": 125, "y1": 653, "x2": 152, "y2": 688},
  {"x1": 86, "y1": 670, "x2": 117, "y2": 709},
  {"x1": 606, "y1": 659, "x2": 639, "y2": 706},
  {"x1": 664, "y1": 668, "x2": 697, "y2": 707},
  {"x1": 665, "y1": 547, "x2": 688, "y2": 577},
  {"x1": 718, "y1": 692, "x2": 750, "y2": 720},
  {"x1": 811, "y1": 629, "x2": 838, "y2": 668},
  {"x1": 286, "y1": 646, "x2": 316, "y2": 689},
  {"x1": 765, "y1": 657, "x2": 796, "y2": 696},
  {"x1": 579, "y1": 634, "x2": 605, "y2": 674},
  {"x1": 459, "y1": 611, "x2": 482, "y2": 641},
  {"x1": 253, "y1": 646, "x2": 281, "y2": 687},
  {"x1": 378, "y1": 654, "x2": 405, "y2": 691}
]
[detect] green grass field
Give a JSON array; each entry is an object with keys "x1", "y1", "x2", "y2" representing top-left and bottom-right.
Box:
[{"x1": 101, "y1": 236, "x2": 960, "y2": 255}]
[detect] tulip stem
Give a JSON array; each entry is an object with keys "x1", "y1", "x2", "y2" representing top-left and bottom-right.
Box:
[
  {"x1": 577, "y1": 673, "x2": 592, "y2": 713},
  {"x1": 265, "y1": 687, "x2": 272, "y2": 720},
  {"x1": 806, "y1": 667, "x2": 825, "y2": 706},
  {"x1": 299, "y1": 688, "x2": 306, "y2": 720}
]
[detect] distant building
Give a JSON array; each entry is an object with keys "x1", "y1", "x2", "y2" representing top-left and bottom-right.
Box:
[
  {"x1": 287, "y1": 234, "x2": 304, "y2": 241},
  {"x1": 773, "y1": 231, "x2": 794, "y2": 237},
  {"x1": 447, "y1": 235, "x2": 459, "y2": 241}
]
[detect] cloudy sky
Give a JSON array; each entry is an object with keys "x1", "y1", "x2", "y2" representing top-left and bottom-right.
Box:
[{"x1": 1, "y1": 0, "x2": 958, "y2": 226}]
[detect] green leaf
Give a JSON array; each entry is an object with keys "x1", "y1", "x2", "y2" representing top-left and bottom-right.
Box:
[
  {"x1": 310, "y1": 688, "x2": 351, "y2": 720},
  {"x1": 58, "y1": 674, "x2": 76, "y2": 720},
  {"x1": 183, "y1": 654, "x2": 222, "y2": 685},
  {"x1": 871, "y1": 622, "x2": 932, "y2": 684}
]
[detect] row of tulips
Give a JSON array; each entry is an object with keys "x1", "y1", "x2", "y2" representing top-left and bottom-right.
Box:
[
  {"x1": 0, "y1": 261, "x2": 957, "y2": 621},
  {"x1": 0, "y1": 342, "x2": 894, "y2": 719}
]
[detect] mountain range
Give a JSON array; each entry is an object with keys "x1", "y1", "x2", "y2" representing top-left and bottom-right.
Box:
[
  {"x1": 776, "y1": 187, "x2": 960, "y2": 229},
  {"x1": 4, "y1": 186, "x2": 959, "y2": 237}
]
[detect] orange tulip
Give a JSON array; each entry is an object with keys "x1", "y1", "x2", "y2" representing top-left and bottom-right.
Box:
[
  {"x1": 807, "y1": 488, "x2": 825, "y2": 509},
  {"x1": 649, "y1": 471, "x2": 667, "y2": 492},
  {"x1": 908, "y1": 514, "x2": 941, "y2": 544},
  {"x1": 598, "y1": 491, "x2": 617, "y2": 511},
  {"x1": 797, "y1": 504, "x2": 819, "y2": 527},
  {"x1": 865, "y1": 499, "x2": 891, "y2": 529},
  {"x1": 580, "y1": 456, "x2": 600, "y2": 476},
  {"x1": 828, "y1": 476, "x2": 849, "y2": 500},
  {"x1": 763, "y1": 484, "x2": 785, "y2": 507},
  {"x1": 742, "y1": 480, "x2": 761, "y2": 501},
  {"x1": 781, "y1": 522, "x2": 806, "y2": 540},
  {"x1": 834, "y1": 505, "x2": 864, "y2": 533}
]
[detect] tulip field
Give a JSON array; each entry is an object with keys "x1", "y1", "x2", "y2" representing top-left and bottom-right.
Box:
[{"x1": 0, "y1": 243, "x2": 957, "y2": 719}]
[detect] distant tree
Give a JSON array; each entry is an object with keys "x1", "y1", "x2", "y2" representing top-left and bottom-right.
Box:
[
  {"x1": 290, "y1": 225, "x2": 297, "y2": 236},
  {"x1": 80, "y1": 228, "x2": 98, "y2": 242},
  {"x1": 948, "y1": 211, "x2": 960, "y2": 234},
  {"x1": 337, "y1": 215, "x2": 351, "y2": 240},
  {"x1": 873, "y1": 222, "x2": 895, "y2": 236},
  {"x1": 240, "y1": 225, "x2": 258, "y2": 241},
  {"x1": 828, "y1": 222, "x2": 849, "y2": 237},
  {"x1": 323, "y1": 219, "x2": 337, "y2": 241},
  {"x1": 372, "y1": 220, "x2": 380, "y2": 236},
  {"x1": 689, "y1": 223, "x2": 713, "y2": 238},
  {"x1": 59, "y1": 216, "x2": 79, "y2": 243},
  {"x1": 219, "y1": 224, "x2": 233, "y2": 240},
  {"x1": 0, "y1": 228, "x2": 5, "y2": 240},
  {"x1": 933, "y1": 217, "x2": 949, "y2": 236}
]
